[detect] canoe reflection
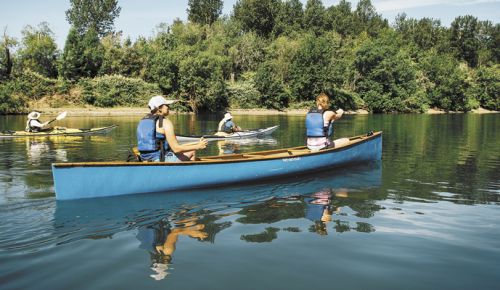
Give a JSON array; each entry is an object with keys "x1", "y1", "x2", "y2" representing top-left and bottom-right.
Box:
[
  {"x1": 216, "y1": 137, "x2": 278, "y2": 155},
  {"x1": 54, "y1": 162, "x2": 381, "y2": 279}
]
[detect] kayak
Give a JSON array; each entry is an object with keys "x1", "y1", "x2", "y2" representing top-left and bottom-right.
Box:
[
  {"x1": 176, "y1": 125, "x2": 279, "y2": 142},
  {"x1": 0, "y1": 125, "x2": 117, "y2": 138},
  {"x1": 52, "y1": 131, "x2": 382, "y2": 200}
]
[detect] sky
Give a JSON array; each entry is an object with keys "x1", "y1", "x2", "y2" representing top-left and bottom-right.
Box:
[{"x1": 1, "y1": 0, "x2": 499, "y2": 49}]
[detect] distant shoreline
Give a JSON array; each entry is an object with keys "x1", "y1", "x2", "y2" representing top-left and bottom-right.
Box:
[{"x1": 7, "y1": 106, "x2": 499, "y2": 117}]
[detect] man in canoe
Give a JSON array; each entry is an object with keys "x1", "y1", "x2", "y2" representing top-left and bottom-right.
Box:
[
  {"x1": 305, "y1": 93, "x2": 345, "y2": 151},
  {"x1": 137, "y1": 95, "x2": 208, "y2": 162},
  {"x1": 216, "y1": 112, "x2": 241, "y2": 136},
  {"x1": 25, "y1": 111, "x2": 53, "y2": 132}
]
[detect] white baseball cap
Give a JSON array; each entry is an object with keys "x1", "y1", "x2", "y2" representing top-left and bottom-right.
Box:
[
  {"x1": 28, "y1": 111, "x2": 41, "y2": 120},
  {"x1": 148, "y1": 95, "x2": 178, "y2": 110}
]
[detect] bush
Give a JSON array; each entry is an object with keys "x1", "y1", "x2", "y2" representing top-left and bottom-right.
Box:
[
  {"x1": 13, "y1": 70, "x2": 57, "y2": 100},
  {"x1": 0, "y1": 82, "x2": 28, "y2": 114},
  {"x1": 79, "y1": 75, "x2": 161, "y2": 107},
  {"x1": 472, "y1": 65, "x2": 499, "y2": 110},
  {"x1": 227, "y1": 78, "x2": 261, "y2": 109}
]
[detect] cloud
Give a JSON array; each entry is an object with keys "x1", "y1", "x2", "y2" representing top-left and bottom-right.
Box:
[{"x1": 373, "y1": 0, "x2": 500, "y2": 12}]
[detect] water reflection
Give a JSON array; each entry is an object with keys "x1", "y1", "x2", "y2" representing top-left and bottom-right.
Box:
[
  {"x1": 52, "y1": 163, "x2": 381, "y2": 279},
  {"x1": 216, "y1": 137, "x2": 278, "y2": 155}
]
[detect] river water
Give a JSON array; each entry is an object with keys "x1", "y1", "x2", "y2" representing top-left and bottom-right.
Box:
[{"x1": 0, "y1": 113, "x2": 499, "y2": 290}]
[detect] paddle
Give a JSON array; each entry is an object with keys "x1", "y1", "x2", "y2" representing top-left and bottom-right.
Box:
[{"x1": 46, "y1": 111, "x2": 68, "y2": 125}]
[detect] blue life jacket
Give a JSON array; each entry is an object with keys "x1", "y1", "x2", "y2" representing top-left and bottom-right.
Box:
[
  {"x1": 305, "y1": 108, "x2": 333, "y2": 138},
  {"x1": 137, "y1": 114, "x2": 169, "y2": 159},
  {"x1": 222, "y1": 120, "x2": 234, "y2": 133}
]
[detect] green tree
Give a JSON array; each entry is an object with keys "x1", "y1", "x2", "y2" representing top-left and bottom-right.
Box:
[
  {"x1": 16, "y1": 22, "x2": 59, "y2": 78},
  {"x1": 228, "y1": 32, "x2": 265, "y2": 81},
  {"x1": 255, "y1": 61, "x2": 290, "y2": 109},
  {"x1": 303, "y1": 0, "x2": 326, "y2": 34},
  {"x1": 187, "y1": 0, "x2": 223, "y2": 25},
  {"x1": 326, "y1": 0, "x2": 355, "y2": 38},
  {"x1": 354, "y1": 0, "x2": 388, "y2": 36},
  {"x1": 450, "y1": 15, "x2": 481, "y2": 67},
  {"x1": 472, "y1": 65, "x2": 500, "y2": 110},
  {"x1": 0, "y1": 29, "x2": 15, "y2": 81},
  {"x1": 272, "y1": 0, "x2": 303, "y2": 37},
  {"x1": 60, "y1": 27, "x2": 103, "y2": 81},
  {"x1": 354, "y1": 30, "x2": 427, "y2": 112},
  {"x1": 233, "y1": 0, "x2": 280, "y2": 37},
  {"x1": 178, "y1": 52, "x2": 228, "y2": 112},
  {"x1": 66, "y1": 0, "x2": 121, "y2": 36},
  {"x1": 420, "y1": 51, "x2": 474, "y2": 111},
  {"x1": 288, "y1": 33, "x2": 338, "y2": 102},
  {"x1": 394, "y1": 14, "x2": 447, "y2": 52}
]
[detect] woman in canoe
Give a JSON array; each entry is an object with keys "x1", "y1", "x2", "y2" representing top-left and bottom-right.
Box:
[
  {"x1": 216, "y1": 112, "x2": 241, "y2": 135},
  {"x1": 305, "y1": 93, "x2": 345, "y2": 151},
  {"x1": 137, "y1": 95, "x2": 208, "y2": 162},
  {"x1": 26, "y1": 111, "x2": 53, "y2": 132}
]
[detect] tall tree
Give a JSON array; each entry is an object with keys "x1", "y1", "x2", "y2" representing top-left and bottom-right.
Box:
[
  {"x1": 187, "y1": 0, "x2": 223, "y2": 25},
  {"x1": 60, "y1": 27, "x2": 103, "y2": 80},
  {"x1": 233, "y1": 0, "x2": 280, "y2": 37},
  {"x1": 17, "y1": 22, "x2": 59, "y2": 78},
  {"x1": 354, "y1": 0, "x2": 387, "y2": 36},
  {"x1": 450, "y1": 15, "x2": 481, "y2": 67},
  {"x1": 303, "y1": 0, "x2": 326, "y2": 34},
  {"x1": 273, "y1": 0, "x2": 303, "y2": 37},
  {"x1": 66, "y1": 0, "x2": 121, "y2": 36},
  {"x1": 326, "y1": 0, "x2": 355, "y2": 38},
  {"x1": 0, "y1": 28, "x2": 15, "y2": 81}
]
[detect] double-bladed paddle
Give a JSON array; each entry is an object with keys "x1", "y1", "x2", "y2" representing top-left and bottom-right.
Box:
[{"x1": 46, "y1": 111, "x2": 68, "y2": 125}]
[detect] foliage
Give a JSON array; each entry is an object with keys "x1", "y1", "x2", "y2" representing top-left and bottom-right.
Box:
[
  {"x1": 59, "y1": 28, "x2": 104, "y2": 81},
  {"x1": 255, "y1": 61, "x2": 290, "y2": 110},
  {"x1": 0, "y1": 81, "x2": 28, "y2": 114},
  {"x1": 16, "y1": 23, "x2": 59, "y2": 78},
  {"x1": 354, "y1": 30, "x2": 427, "y2": 113},
  {"x1": 11, "y1": 70, "x2": 57, "y2": 100},
  {"x1": 288, "y1": 33, "x2": 339, "y2": 102},
  {"x1": 178, "y1": 52, "x2": 228, "y2": 112},
  {"x1": 471, "y1": 65, "x2": 500, "y2": 110},
  {"x1": 79, "y1": 75, "x2": 160, "y2": 107},
  {"x1": 420, "y1": 52, "x2": 474, "y2": 111},
  {"x1": 66, "y1": 0, "x2": 121, "y2": 36},
  {"x1": 187, "y1": 0, "x2": 223, "y2": 25},
  {"x1": 227, "y1": 75, "x2": 261, "y2": 109},
  {"x1": 0, "y1": 32, "x2": 16, "y2": 81},
  {"x1": 233, "y1": 0, "x2": 280, "y2": 37}
]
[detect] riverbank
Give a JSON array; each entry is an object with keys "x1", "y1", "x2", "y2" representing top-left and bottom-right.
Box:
[{"x1": 27, "y1": 106, "x2": 498, "y2": 117}]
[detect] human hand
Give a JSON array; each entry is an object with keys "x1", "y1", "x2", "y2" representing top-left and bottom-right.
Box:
[
  {"x1": 198, "y1": 137, "x2": 208, "y2": 149},
  {"x1": 335, "y1": 109, "x2": 344, "y2": 118}
]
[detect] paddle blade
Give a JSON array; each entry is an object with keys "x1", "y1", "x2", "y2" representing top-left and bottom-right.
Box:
[{"x1": 56, "y1": 111, "x2": 68, "y2": 121}]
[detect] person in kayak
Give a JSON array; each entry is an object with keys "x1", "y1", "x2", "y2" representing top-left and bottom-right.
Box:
[
  {"x1": 25, "y1": 111, "x2": 53, "y2": 132},
  {"x1": 137, "y1": 95, "x2": 207, "y2": 162},
  {"x1": 216, "y1": 112, "x2": 241, "y2": 135},
  {"x1": 305, "y1": 93, "x2": 345, "y2": 151}
]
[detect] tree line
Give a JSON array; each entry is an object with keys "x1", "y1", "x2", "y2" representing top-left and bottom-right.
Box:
[{"x1": 0, "y1": 0, "x2": 498, "y2": 114}]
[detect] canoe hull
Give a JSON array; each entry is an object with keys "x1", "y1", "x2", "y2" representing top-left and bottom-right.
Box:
[
  {"x1": 0, "y1": 125, "x2": 117, "y2": 138},
  {"x1": 53, "y1": 132, "x2": 382, "y2": 200},
  {"x1": 176, "y1": 125, "x2": 279, "y2": 142}
]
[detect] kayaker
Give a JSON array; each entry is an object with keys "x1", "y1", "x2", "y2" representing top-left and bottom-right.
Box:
[
  {"x1": 25, "y1": 111, "x2": 52, "y2": 132},
  {"x1": 137, "y1": 95, "x2": 208, "y2": 162},
  {"x1": 216, "y1": 112, "x2": 241, "y2": 135},
  {"x1": 305, "y1": 93, "x2": 344, "y2": 151}
]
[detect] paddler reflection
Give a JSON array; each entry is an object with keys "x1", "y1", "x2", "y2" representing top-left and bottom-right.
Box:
[
  {"x1": 26, "y1": 139, "x2": 68, "y2": 164},
  {"x1": 136, "y1": 213, "x2": 208, "y2": 280}
]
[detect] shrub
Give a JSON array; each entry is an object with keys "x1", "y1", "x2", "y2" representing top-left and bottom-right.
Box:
[
  {"x1": 79, "y1": 75, "x2": 161, "y2": 107},
  {"x1": 0, "y1": 82, "x2": 28, "y2": 114}
]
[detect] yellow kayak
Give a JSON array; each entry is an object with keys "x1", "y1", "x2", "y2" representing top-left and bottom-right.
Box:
[{"x1": 0, "y1": 125, "x2": 117, "y2": 138}]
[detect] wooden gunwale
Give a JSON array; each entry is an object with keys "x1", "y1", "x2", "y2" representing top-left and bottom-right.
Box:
[{"x1": 53, "y1": 131, "x2": 381, "y2": 168}]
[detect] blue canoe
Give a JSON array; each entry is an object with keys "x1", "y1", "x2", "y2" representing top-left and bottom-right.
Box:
[{"x1": 52, "y1": 131, "x2": 382, "y2": 200}]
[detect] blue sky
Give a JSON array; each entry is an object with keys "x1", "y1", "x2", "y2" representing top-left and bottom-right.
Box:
[{"x1": 1, "y1": 0, "x2": 499, "y2": 49}]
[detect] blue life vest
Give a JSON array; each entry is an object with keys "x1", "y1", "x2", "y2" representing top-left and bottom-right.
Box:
[
  {"x1": 222, "y1": 120, "x2": 234, "y2": 133},
  {"x1": 137, "y1": 114, "x2": 169, "y2": 155},
  {"x1": 305, "y1": 108, "x2": 333, "y2": 138}
]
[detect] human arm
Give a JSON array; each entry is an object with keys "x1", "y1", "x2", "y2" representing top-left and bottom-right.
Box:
[
  {"x1": 324, "y1": 109, "x2": 344, "y2": 123},
  {"x1": 160, "y1": 119, "x2": 208, "y2": 154}
]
